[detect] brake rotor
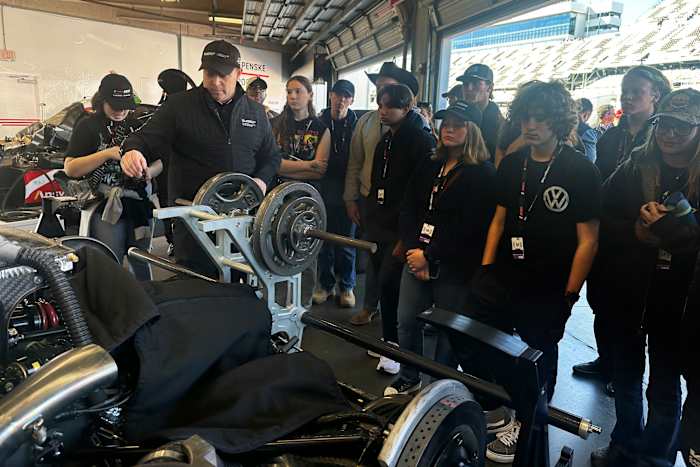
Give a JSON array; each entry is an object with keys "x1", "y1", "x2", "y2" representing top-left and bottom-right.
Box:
[
  {"x1": 192, "y1": 172, "x2": 264, "y2": 215},
  {"x1": 271, "y1": 196, "x2": 326, "y2": 273},
  {"x1": 379, "y1": 380, "x2": 486, "y2": 467},
  {"x1": 252, "y1": 182, "x2": 326, "y2": 276}
]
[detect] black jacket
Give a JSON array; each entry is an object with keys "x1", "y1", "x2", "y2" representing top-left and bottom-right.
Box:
[
  {"x1": 400, "y1": 157, "x2": 496, "y2": 282},
  {"x1": 481, "y1": 101, "x2": 505, "y2": 162},
  {"x1": 595, "y1": 116, "x2": 653, "y2": 182},
  {"x1": 318, "y1": 108, "x2": 357, "y2": 205},
  {"x1": 366, "y1": 110, "x2": 436, "y2": 241},
  {"x1": 122, "y1": 85, "x2": 280, "y2": 203},
  {"x1": 588, "y1": 147, "x2": 700, "y2": 325}
]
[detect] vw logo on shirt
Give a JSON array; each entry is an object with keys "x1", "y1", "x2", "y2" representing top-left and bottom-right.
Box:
[{"x1": 543, "y1": 186, "x2": 570, "y2": 212}]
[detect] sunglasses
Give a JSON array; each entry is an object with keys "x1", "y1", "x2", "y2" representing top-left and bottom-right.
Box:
[{"x1": 654, "y1": 117, "x2": 698, "y2": 137}]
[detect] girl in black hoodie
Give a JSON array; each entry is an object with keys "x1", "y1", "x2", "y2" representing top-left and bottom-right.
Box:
[{"x1": 384, "y1": 102, "x2": 496, "y2": 395}]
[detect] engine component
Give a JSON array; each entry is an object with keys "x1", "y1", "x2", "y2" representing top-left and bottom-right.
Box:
[
  {"x1": 137, "y1": 435, "x2": 222, "y2": 467},
  {"x1": 252, "y1": 182, "x2": 326, "y2": 276},
  {"x1": 192, "y1": 172, "x2": 264, "y2": 215},
  {"x1": 0, "y1": 344, "x2": 117, "y2": 461}
]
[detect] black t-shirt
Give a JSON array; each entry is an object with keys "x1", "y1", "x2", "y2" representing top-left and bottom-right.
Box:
[
  {"x1": 495, "y1": 144, "x2": 601, "y2": 293},
  {"x1": 66, "y1": 113, "x2": 141, "y2": 188},
  {"x1": 272, "y1": 115, "x2": 327, "y2": 162}
]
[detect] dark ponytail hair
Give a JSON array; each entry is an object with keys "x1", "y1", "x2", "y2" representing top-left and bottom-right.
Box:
[
  {"x1": 91, "y1": 91, "x2": 106, "y2": 115},
  {"x1": 274, "y1": 76, "x2": 317, "y2": 147}
]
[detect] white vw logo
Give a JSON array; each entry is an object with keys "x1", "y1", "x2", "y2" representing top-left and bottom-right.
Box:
[{"x1": 543, "y1": 186, "x2": 569, "y2": 212}]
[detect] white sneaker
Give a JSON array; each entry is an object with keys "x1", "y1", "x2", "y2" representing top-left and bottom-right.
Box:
[
  {"x1": 486, "y1": 420, "x2": 521, "y2": 463},
  {"x1": 376, "y1": 356, "x2": 400, "y2": 375},
  {"x1": 312, "y1": 288, "x2": 333, "y2": 305},
  {"x1": 339, "y1": 289, "x2": 356, "y2": 308}
]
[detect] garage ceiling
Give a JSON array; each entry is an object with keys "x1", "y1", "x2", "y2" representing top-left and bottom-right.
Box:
[{"x1": 1, "y1": 0, "x2": 393, "y2": 57}]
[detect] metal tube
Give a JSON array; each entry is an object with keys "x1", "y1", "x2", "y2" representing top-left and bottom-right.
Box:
[
  {"x1": 305, "y1": 229, "x2": 378, "y2": 253},
  {"x1": 189, "y1": 210, "x2": 224, "y2": 221},
  {"x1": 220, "y1": 257, "x2": 254, "y2": 275},
  {"x1": 300, "y1": 313, "x2": 601, "y2": 439},
  {"x1": 175, "y1": 199, "x2": 193, "y2": 206},
  {"x1": 127, "y1": 248, "x2": 217, "y2": 283},
  {"x1": 0, "y1": 345, "x2": 118, "y2": 461}
]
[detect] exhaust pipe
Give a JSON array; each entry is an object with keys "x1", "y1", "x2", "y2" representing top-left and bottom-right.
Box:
[{"x1": 0, "y1": 344, "x2": 118, "y2": 460}]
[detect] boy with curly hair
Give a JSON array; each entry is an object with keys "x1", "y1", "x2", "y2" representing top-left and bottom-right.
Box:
[{"x1": 466, "y1": 80, "x2": 602, "y2": 463}]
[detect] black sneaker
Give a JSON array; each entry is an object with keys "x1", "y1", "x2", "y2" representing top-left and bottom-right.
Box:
[
  {"x1": 572, "y1": 357, "x2": 602, "y2": 376},
  {"x1": 384, "y1": 377, "x2": 421, "y2": 396},
  {"x1": 484, "y1": 406, "x2": 515, "y2": 434},
  {"x1": 486, "y1": 420, "x2": 520, "y2": 463}
]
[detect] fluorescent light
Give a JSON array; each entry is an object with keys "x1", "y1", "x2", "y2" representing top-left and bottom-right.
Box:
[{"x1": 209, "y1": 16, "x2": 243, "y2": 25}]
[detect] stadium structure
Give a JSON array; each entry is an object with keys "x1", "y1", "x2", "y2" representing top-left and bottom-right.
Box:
[{"x1": 446, "y1": 0, "x2": 700, "y2": 117}]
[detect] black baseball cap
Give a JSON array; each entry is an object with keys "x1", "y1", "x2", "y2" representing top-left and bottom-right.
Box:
[
  {"x1": 247, "y1": 77, "x2": 268, "y2": 91},
  {"x1": 366, "y1": 62, "x2": 419, "y2": 96},
  {"x1": 434, "y1": 101, "x2": 483, "y2": 125},
  {"x1": 99, "y1": 73, "x2": 136, "y2": 110},
  {"x1": 199, "y1": 40, "x2": 241, "y2": 76},
  {"x1": 331, "y1": 79, "x2": 355, "y2": 98},
  {"x1": 158, "y1": 68, "x2": 189, "y2": 95},
  {"x1": 457, "y1": 64, "x2": 494, "y2": 83},
  {"x1": 442, "y1": 84, "x2": 463, "y2": 98}
]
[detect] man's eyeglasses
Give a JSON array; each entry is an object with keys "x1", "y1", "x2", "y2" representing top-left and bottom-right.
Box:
[{"x1": 654, "y1": 117, "x2": 698, "y2": 137}]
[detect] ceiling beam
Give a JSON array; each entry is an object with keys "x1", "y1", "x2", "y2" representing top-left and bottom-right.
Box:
[
  {"x1": 96, "y1": 2, "x2": 211, "y2": 15},
  {"x1": 291, "y1": 0, "x2": 366, "y2": 60},
  {"x1": 253, "y1": 0, "x2": 273, "y2": 42},
  {"x1": 280, "y1": 0, "x2": 317, "y2": 46}
]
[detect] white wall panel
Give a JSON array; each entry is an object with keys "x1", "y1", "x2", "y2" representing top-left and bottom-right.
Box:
[{"x1": 0, "y1": 6, "x2": 177, "y2": 117}]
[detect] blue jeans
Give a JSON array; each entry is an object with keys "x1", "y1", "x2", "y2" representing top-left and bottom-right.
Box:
[
  {"x1": 610, "y1": 286, "x2": 683, "y2": 467},
  {"x1": 90, "y1": 210, "x2": 151, "y2": 281},
  {"x1": 318, "y1": 205, "x2": 357, "y2": 292},
  {"x1": 397, "y1": 264, "x2": 468, "y2": 383}
]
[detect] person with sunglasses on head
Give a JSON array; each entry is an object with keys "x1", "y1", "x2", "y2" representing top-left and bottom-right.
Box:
[
  {"x1": 120, "y1": 40, "x2": 280, "y2": 277},
  {"x1": 315, "y1": 80, "x2": 359, "y2": 308},
  {"x1": 458, "y1": 64, "x2": 505, "y2": 162},
  {"x1": 344, "y1": 62, "x2": 426, "y2": 327},
  {"x1": 633, "y1": 90, "x2": 700, "y2": 467},
  {"x1": 463, "y1": 80, "x2": 601, "y2": 463},
  {"x1": 271, "y1": 75, "x2": 331, "y2": 308},
  {"x1": 64, "y1": 73, "x2": 157, "y2": 280},
  {"x1": 365, "y1": 83, "x2": 436, "y2": 376},
  {"x1": 590, "y1": 89, "x2": 700, "y2": 467},
  {"x1": 574, "y1": 66, "x2": 672, "y2": 396},
  {"x1": 383, "y1": 101, "x2": 496, "y2": 396}
]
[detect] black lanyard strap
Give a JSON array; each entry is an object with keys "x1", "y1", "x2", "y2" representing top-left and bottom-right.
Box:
[
  {"x1": 428, "y1": 161, "x2": 463, "y2": 212},
  {"x1": 517, "y1": 144, "x2": 562, "y2": 226},
  {"x1": 381, "y1": 133, "x2": 394, "y2": 179}
]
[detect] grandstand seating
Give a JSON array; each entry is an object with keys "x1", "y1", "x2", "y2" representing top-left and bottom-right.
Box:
[{"x1": 448, "y1": 0, "x2": 700, "y2": 95}]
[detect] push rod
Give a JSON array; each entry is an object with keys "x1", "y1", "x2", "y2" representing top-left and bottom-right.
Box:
[
  {"x1": 301, "y1": 312, "x2": 602, "y2": 440},
  {"x1": 127, "y1": 248, "x2": 217, "y2": 283}
]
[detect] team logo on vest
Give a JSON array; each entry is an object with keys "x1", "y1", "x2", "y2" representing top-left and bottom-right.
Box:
[{"x1": 543, "y1": 186, "x2": 569, "y2": 212}]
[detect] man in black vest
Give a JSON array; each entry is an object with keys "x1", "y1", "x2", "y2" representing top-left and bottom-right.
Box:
[{"x1": 121, "y1": 40, "x2": 280, "y2": 275}]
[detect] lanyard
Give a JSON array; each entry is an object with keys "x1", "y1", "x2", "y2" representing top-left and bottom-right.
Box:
[
  {"x1": 518, "y1": 144, "x2": 562, "y2": 226},
  {"x1": 381, "y1": 133, "x2": 393, "y2": 179},
  {"x1": 428, "y1": 161, "x2": 463, "y2": 212},
  {"x1": 331, "y1": 118, "x2": 348, "y2": 155},
  {"x1": 290, "y1": 119, "x2": 313, "y2": 157}
]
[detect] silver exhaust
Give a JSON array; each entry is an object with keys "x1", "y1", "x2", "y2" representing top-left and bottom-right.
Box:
[{"x1": 0, "y1": 344, "x2": 118, "y2": 460}]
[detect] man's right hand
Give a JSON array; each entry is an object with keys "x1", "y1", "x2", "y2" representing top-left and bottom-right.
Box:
[
  {"x1": 121, "y1": 150, "x2": 149, "y2": 178},
  {"x1": 346, "y1": 201, "x2": 361, "y2": 226}
]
